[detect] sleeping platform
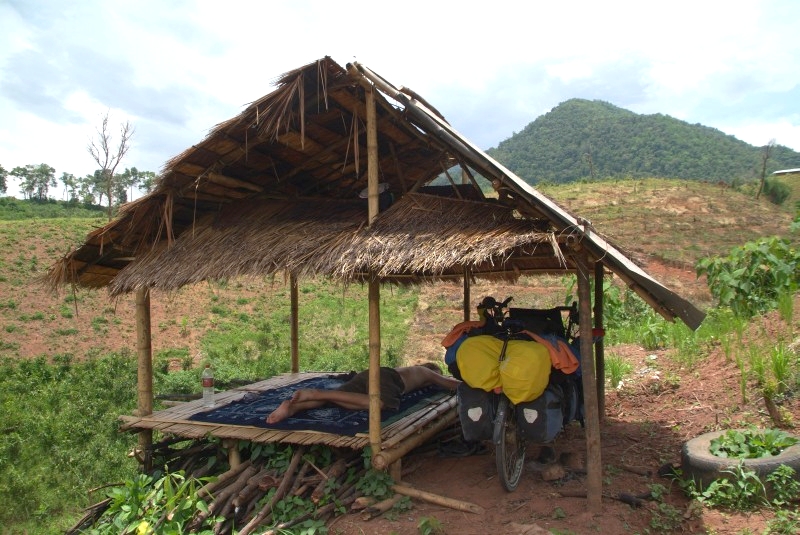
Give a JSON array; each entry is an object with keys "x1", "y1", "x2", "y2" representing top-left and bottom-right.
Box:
[{"x1": 119, "y1": 372, "x2": 458, "y2": 465}]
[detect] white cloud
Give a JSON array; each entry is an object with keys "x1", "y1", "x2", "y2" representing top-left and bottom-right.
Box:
[{"x1": 1, "y1": 0, "x2": 799, "y2": 198}]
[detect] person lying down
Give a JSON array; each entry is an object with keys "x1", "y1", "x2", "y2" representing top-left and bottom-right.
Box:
[{"x1": 266, "y1": 364, "x2": 461, "y2": 424}]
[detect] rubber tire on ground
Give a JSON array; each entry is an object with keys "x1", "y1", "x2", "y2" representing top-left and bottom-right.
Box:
[
  {"x1": 494, "y1": 396, "x2": 526, "y2": 492},
  {"x1": 681, "y1": 429, "x2": 800, "y2": 490}
]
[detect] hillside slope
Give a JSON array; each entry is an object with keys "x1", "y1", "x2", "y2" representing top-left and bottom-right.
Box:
[
  {"x1": 487, "y1": 99, "x2": 800, "y2": 184},
  {"x1": 0, "y1": 181, "x2": 794, "y2": 362}
]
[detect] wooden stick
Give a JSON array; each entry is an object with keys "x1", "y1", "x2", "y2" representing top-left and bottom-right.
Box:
[
  {"x1": 311, "y1": 458, "x2": 347, "y2": 503},
  {"x1": 195, "y1": 465, "x2": 259, "y2": 527},
  {"x1": 361, "y1": 494, "x2": 404, "y2": 520},
  {"x1": 238, "y1": 446, "x2": 306, "y2": 535},
  {"x1": 391, "y1": 484, "x2": 484, "y2": 514},
  {"x1": 198, "y1": 460, "x2": 253, "y2": 499},
  {"x1": 372, "y1": 409, "x2": 458, "y2": 470},
  {"x1": 351, "y1": 496, "x2": 377, "y2": 511}
]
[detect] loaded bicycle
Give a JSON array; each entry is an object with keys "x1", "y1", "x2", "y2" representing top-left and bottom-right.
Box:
[{"x1": 451, "y1": 296, "x2": 584, "y2": 491}]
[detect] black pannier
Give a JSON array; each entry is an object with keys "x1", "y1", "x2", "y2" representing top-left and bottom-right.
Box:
[
  {"x1": 514, "y1": 383, "x2": 566, "y2": 443},
  {"x1": 457, "y1": 382, "x2": 495, "y2": 442}
]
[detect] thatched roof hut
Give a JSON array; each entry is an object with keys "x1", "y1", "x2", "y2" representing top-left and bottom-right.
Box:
[
  {"x1": 44, "y1": 57, "x2": 705, "y2": 510},
  {"x1": 46, "y1": 57, "x2": 702, "y2": 328}
]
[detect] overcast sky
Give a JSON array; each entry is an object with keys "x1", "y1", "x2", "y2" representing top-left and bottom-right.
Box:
[{"x1": 1, "y1": 0, "x2": 799, "y2": 197}]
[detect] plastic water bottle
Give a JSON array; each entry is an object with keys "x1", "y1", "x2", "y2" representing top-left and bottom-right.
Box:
[{"x1": 202, "y1": 365, "x2": 215, "y2": 407}]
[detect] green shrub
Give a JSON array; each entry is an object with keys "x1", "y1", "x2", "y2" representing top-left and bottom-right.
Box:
[
  {"x1": 696, "y1": 237, "x2": 799, "y2": 318},
  {"x1": 709, "y1": 429, "x2": 798, "y2": 459}
]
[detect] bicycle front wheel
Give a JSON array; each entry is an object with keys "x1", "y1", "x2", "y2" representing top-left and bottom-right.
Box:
[{"x1": 493, "y1": 395, "x2": 526, "y2": 491}]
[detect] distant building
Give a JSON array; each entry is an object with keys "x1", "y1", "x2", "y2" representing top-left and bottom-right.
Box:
[{"x1": 773, "y1": 168, "x2": 800, "y2": 176}]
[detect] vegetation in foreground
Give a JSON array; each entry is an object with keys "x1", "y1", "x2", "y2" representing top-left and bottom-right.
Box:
[{"x1": 1, "y1": 186, "x2": 799, "y2": 533}]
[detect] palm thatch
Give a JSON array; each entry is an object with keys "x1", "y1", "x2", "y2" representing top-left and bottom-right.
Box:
[{"x1": 44, "y1": 56, "x2": 704, "y2": 328}]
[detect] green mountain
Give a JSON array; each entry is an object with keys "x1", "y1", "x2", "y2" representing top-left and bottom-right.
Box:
[{"x1": 487, "y1": 99, "x2": 800, "y2": 184}]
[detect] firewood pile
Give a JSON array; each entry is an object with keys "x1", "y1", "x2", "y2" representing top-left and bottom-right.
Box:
[{"x1": 67, "y1": 431, "x2": 483, "y2": 534}]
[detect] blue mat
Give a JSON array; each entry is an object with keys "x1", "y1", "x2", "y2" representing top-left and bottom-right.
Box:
[{"x1": 189, "y1": 374, "x2": 446, "y2": 436}]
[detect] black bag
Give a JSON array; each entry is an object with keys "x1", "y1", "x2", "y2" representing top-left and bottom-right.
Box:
[
  {"x1": 457, "y1": 382, "x2": 495, "y2": 442},
  {"x1": 514, "y1": 383, "x2": 565, "y2": 443},
  {"x1": 508, "y1": 307, "x2": 566, "y2": 338}
]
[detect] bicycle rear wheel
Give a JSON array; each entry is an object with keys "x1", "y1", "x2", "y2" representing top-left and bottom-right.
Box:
[{"x1": 493, "y1": 395, "x2": 526, "y2": 491}]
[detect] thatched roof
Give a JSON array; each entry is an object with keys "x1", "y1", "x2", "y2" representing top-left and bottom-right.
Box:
[{"x1": 45, "y1": 56, "x2": 705, "y2": 329}]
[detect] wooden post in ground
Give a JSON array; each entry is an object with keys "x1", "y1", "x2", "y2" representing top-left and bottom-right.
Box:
[
  {"x1": 463, "y1": 266, "x2": 471, "y2": 322},
  {"x1": 135, "y1": 288, "x2": 153, "y2": 473},
  {"x1": 365, "y1": 84, "x2": 382, "y2": 456},
  {"x1": 574, "y1": 247, "x2": 602, "y2": 512},
  {"x1": 594, "y1": 262, "x2": 606, "y2": 419},
  {"x1": 290, "y1": 273, "x2": 299, "y2": 373}
]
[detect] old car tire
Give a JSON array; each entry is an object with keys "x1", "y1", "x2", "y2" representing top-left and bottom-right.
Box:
[{"x1": 681, "y1": 429, "x2": 800, "y2": 490}]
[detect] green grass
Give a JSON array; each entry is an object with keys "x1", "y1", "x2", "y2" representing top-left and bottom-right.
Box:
[{"x1": 0, "y1": 353, "x2": 139, "y2": 533}]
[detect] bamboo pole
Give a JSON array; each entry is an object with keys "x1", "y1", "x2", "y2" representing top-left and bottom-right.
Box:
[
  {"x1": 372, "y1": 409, "x2": 458, "y2": 470},
  {"x1": 463, "y1": 266, "x2": 471, "y2": 322},
  {"x1": 574, "y1": 247, "x2": 602, "y2": 513},
  {"x1": 594, "y1": 262, "x2": 605, "y2": 419},
  {"x1": 392, "y1": 484, "x2": 485, "y2": 514},
  {"x1": 135, "y1": 288, "x2": 153, "y2": 473},
  {"x1": 366, "y1": 84, "x2": 382, "y2": 456},
  {"x1": 290, "y1": 273, "x2": 299, "y2": 373}
]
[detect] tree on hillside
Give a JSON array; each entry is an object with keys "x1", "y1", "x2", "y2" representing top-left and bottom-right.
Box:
[
  {"x1": 87, "y1": 111, "x2": 134, "y2": 220},
  {"x1": 756, "y1": 139, "x2": 776, "y2": 200},
  {"x1": 10, "y1": 163, "x2": 56, "y2": 200},
  {"x1": 59, "y1": 172, "x2": 79, "y2": 202},
  {"x1": 117, "y1": 167, "x2": 154, "y2": 203},
  {"x1": 0, "y1": 164, "x2": 7, "y2": 194},
  {"x1": 139, "y1": 170, "x2": 158, "y2": 194}
]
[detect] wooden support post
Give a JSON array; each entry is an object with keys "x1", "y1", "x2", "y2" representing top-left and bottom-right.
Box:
[
  {"x1": 389, "y1": 460, "x2": 402, "y2": 483},
  {"x1": 223, "y1": 438, "x2": 241, "y2": 468},
  {"x1": 463, "y1": 266, "x2": 471, "y2": 322},
  {"x1": 290, "y1": 273, "x2": 299, "y2": 373},
  {"x1": 372, "y1": 409, "x2": 458, "y2": 470},
  {"x1": 366, "y1": 84, "x2": 382, "y2": 456},
  {"x1": 135, "y1": 288, "x2": 153, "y2": 473},
  {"x1": 575, "y1": 248, "x2": 602, "y2": 513},
  {"x1": 594, "y1": 262, "x2": 605, "y2": 419}
]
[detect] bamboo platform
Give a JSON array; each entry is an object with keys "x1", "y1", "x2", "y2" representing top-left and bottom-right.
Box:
[{"x1": 120, "y1": 372, "x2": 458, "y2": 453}]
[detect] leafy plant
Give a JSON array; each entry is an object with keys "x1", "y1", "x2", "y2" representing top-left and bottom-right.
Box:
[
  {"x1": 765, "y1": 508, "x2": 800, "y2": 534},
  {"x1": 88, "y1": 470, "x2": 220, "y2": 534},
  {"x1": 709, "y1": 429, "x2": 798, "y2": 459},
  {"x1": 765, "y1": 465, "x2": 800, "y2": 507},
  {"x1": 696, "y1": 236, "x2": 799, "y2": 318},
  {"x1": 355, "y1": 468, "x2": 395, "y2": 501},
  {"x1": 418, "y1": 515, "x2": 445, "y2": 535},
  {"x1": 698, "y1": 461, "x2": 767, "y2": 511}
]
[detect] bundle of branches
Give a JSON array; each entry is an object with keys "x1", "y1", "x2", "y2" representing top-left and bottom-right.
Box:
[
  {"x1": 68, "y1": 437, "x2": 377, "y2": 534},
  {"x1": 69, "y1": 432, "x2": 484, "y2": 534}
]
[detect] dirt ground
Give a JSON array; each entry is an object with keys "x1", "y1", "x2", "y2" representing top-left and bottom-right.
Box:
[{"x1": 328, "y1": 274, "x2": 800, "y2": 535}]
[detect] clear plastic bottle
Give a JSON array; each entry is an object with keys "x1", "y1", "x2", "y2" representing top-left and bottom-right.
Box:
[{"x1": 201, "y1": 364, "x2": 215, "y2": 407}]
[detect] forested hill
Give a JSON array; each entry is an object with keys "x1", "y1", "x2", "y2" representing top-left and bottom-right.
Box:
[{"x1": 486, "y1": 99, "x2": 800, "y2": 184}]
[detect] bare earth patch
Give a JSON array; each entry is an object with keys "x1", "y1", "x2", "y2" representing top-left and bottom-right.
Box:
[{"x1": 330, "y1": 278, "x2": 800, "y2": 535}]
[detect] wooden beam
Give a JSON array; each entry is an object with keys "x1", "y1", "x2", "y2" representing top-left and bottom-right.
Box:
[
  {"x1": 290, "y1": 274, "x2": 299, "y2": 373},
  {"x1": 366, "y1": 85, "x2": 382, "y2": 455},
  {"x1": 207, "y1": 172, "x2": 264, "y2": 192},
  {"x1": 574, "y1": 247, "x2": 602, "y2": 512},
  {"x1": 136, "y1": 288, "x2": 153, "y2": 473},
  {"x1": 463, "y1": 266, "x2": 471, "y2": 322},
  {"x1": 594, "y1": 262, "x2": 606, "y2": 420}
]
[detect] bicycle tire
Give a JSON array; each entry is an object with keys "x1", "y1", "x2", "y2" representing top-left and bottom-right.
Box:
[{"x1": 494, "y1": 395, "x2": 526, "y2": 491}]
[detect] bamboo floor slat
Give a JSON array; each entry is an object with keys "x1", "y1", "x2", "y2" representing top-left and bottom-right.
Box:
[{"x1": 121, "y1": 372, "x2": 457, "y2": 452}]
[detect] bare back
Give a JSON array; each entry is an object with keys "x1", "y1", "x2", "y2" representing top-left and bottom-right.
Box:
[{"x1": 396, "y1": 365, "x2": 460, "y2": 393}]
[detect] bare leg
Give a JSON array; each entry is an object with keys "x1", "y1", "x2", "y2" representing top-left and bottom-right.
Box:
[
  {"x1": 266, "y1": 390, "x2": 327, "y2": 423},
  {"x1": 266, "y1": 388, "x2": 381, "y2": 424},
  {"x1": 293, "y1": 388, "x2": 375, "y2": 410}
]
